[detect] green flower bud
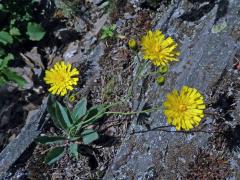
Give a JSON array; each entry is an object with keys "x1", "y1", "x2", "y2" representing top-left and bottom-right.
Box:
[
  {"x1": 128, "y1": 38, "x2": 137, "y2": 49},
  {"x1": 158, "y1": 65, "x2": 168, "y2": 74},
  {"x1": 156, "y1": 76, "x2": 165, "y2": 86},
  {"x1": 69, "y1": 95, "x2": 76, "y2": 102}
]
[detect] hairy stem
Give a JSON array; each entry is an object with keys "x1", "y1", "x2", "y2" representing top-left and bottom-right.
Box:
[{"x1": 105, "y1": 106, "x2": 162, "y2": 115}]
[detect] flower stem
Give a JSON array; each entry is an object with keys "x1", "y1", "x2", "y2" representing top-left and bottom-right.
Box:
[
  {"x1": 142, "y1": 71, "x2": 159, "y2": 77},
  {"x1": 127, "y1": 56, "x2": 149, "y2": 98},
  {"x1": 105, "y1": 106, "x2": 162, "y2": 116},
  {"x1": 79, "y1": 102, "x2": 123, "y2": 127}
]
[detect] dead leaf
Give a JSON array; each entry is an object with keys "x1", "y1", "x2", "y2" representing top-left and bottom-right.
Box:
[{"x1": 24, "y1": 47, "x2": 44, "y2": 69}]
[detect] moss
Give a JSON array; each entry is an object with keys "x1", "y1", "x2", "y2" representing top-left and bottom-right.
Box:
[{"x1": 211, "y1": 21, "x2": 227, "y2": 33}]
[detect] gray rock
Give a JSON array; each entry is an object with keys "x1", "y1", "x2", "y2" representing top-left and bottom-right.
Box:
[
  {"x1": 0, "y1": 97, "x2": 48, "y2": 179},
  {"x1": 74, "y1": 17, "x2": 87, "y2": 33}
]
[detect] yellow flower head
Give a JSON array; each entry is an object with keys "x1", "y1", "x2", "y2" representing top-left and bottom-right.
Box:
[
  {"x1": 141, "y1": 30, "x2": 180, "y2": 66},
  {"x1": 44, "y1": 61, "x2": 79, "y2": 96},
  {"x1": 163, "y1": 86, "x2": 206, "y2": 131},
  {"x1": 128, "y1": 38, "x2": 137, "y2": 49}
]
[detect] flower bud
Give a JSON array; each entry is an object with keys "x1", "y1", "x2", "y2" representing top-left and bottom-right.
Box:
[
  {"x1": 156, "y1": 76, "x2": 165, "y2": 86},
  {"x1": 158, "y1": 65, "x2": 168, "y2": 74},
  {"x1": 128, "y1": 38, "x2": 137, "y2": 49}
]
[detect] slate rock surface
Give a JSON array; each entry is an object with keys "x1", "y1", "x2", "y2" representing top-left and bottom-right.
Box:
[{"x1": 0, "y1": 97, "x2": 48, "y2": 179}]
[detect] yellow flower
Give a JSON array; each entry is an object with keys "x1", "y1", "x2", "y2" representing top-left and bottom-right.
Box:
[
  {"x1": 141, "y1": 30, "x2": 180, "y2": 66},
  {"x1": 163, "y1": 86, "x2": 206, "y2": 130},
  {"x1": 128, "y1": 38, "x2": 137, "y2": 49},
  {"x1": 44, "y1": 61, "x2": 79, "y2": 96}
]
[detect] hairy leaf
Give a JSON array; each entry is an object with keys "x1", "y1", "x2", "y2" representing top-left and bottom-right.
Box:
[
  {"x1": 44, "y1": 147, "x2": 65, "y2": 165},
  {"x1": 56, "y1": 101, "x2": 73, "y2": 130},
  {"x1": 47, "y1": 96, "x2": 61, "y2": 129},
  {"x1": 72, "y1": 97, "x2": 87, "y2": 122},
  {"x1": 82, "y1": 104, "x2": 107, "y2": 125},
  {"x1": 35, "y1": 136, "x2": 66, "y2": 144},
  {"x1": 69, "y1": 143, "x2": 78, "y2": 159},
  {"x1": 81, "y1": 129, "x2": 99, "y2": 144}
]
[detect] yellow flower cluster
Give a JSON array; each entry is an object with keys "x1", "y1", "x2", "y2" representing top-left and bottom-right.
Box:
[
  {"x1": 140, "y1": 30, "x2": 180, "y2": 66},
  {"x1": 42, "y1": 30, "x2": 206, "y2": 132},
  {"x1": 138, "y1": 30, "x2": 206, "y2": 130},
  {"x1": 44, "y1": 61, "x2": 79, "y2": 96},
  {"x1": 163, "y1": 86, "x2": 206, "y2": 130}
]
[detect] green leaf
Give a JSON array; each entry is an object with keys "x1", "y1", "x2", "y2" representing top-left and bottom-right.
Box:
[
  {"x1": 68, "y1": 136, "x2": 80, "y2": 141},
  {"x1": 72, "y1": 97, "x2": 87, "y2": 122},
  {"x1": 10, "y1": 19, "x2": 16, "y2": 26},
  {"x1": 55, "y1": 101, "x2": 73, "y2": 130},
  {"x1": 0, "y1": 76, "x2": 6, "y2": 86},
  {"x1": 100, "y1": 34, "x2": 108, "y2": 40},
  {"x1": 47, "y1": 96, "x2": 61, "y2": 129},
  {"x1": 0, "y1": 31, "x2": 13, "y2": 45},
  {"x1": 4, "y1": 53, "x2": 14, "y2": 61},
  {"x1": 66, "y1": 107, "x2": 74, "y2": 124},
  {"x1": 1, "y1": 68, "x2": 26, "y2": 87},
  {"x1": 111, "y1": 24, "x2": 117, "y2": 30},
  {"x1": 75, "y1": 104, "x2": 107, "y2": 134},
  {"x1": 0, "y1": 53, "x2": 14, "y2": 70},
  {"x1": 69, "y1": 143, "x2": 78, "y2": 159},
  {"x1": 0, "y1": 48, "x2": 5, "y2": 57},
  {"x1": 100, "y1": 24, "x2": 116, "y2": 39},
  {"x1": 81, "y1": 129, "x2": 99, "y2": 145},
  {"x1": 0, "y1": 4, "x2": 7, "y2": 12},
  {"x1": 10, "y1": 27, "x2": 21, "y2": 36},
  {"x1": 31, "y1": 0, "x2": 40, "y2": 3},
  {"x1": 35, "y1": 136, "x2": 66, "y2": 144},
  {"x1": 55, "y1": 107, "x2": 68, "y2": 131},
  {"x1": 108, "y1": 31, "x2": 114, "y2": 37},
  {"x1": 0, "y1": 4, "x2": 4, "y2": 11},
  {"x1": 47, "y1": 97, "x2": 74, "y2": 130},
  {"x1": 22, "y1": 13, "x2": 32, "y2": 21},
  {"x1": 83, "y1": 104, "x2": 107, "y2": 125},
  {"x1": 26, "y1": 22, "x2": 46, "y2": 41},
  {"x1": 44, "y1": 147, "x2": 65, "y2": 165}
]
